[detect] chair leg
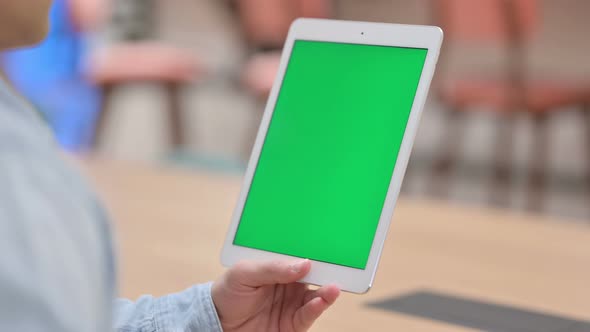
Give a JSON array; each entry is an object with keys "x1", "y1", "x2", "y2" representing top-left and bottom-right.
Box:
[
  {"x1": 527, "y1": 112, "x2": 549, "y2": 212},
  {"x1": 490, "y1": 111, "x2": 516, "y2": 207},
  {"x1": 166, "y1": 82, "x2": 185, "y2": 149},
  {"x1": 430, "y1": 107, "x2": 466, "y2": 198},
  {"x1": 583, "y1": 105, "x2": 590, "y2": 193},
  {"x1": 241, "y1": 98, "x2": 265, "y2": 161},
  {"x1": 93, "y1": 83, "x2": 114, "y2": 148}
]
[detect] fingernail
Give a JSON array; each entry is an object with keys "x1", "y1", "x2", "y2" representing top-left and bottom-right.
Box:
[{"x1": 289, "y1": 259, "x2": 308, "y2": 273}]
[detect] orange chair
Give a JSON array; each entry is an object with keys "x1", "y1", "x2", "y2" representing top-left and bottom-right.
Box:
[
  {"x1": 73, "y1": 0, "x2": 204, "y2": 149},
  {"x1": 69, "y1": 0, "x2": 106, "y2": 32},
  {"x1": 233, "y1": 0, "x2": 332, "y2": 157},
  {"x1": 431, "y1": 0, "x2": 590, "y2": 210},
  {"x1": 87, "y1": 43, "x2": 202, "y2": 147},
  {"x1": 236, "y1": 0, "x2": 333, "y2": 98}
]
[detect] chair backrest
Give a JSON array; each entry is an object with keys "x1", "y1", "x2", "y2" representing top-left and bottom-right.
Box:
[
  {"x1": 235, "y1": 0, "x2": 332, "y2": 49},
  {"x1": 68, "y1": 0, "x2": 111, "y2": 32},
  {"x1": 297, "y1": 0, "x2": 332, "y2": 19},
  {"x1": 435, "y1": 0, "x2": 540, "y2": 44},
  {"x1": 433, "y1": 0, "x2": 541, "y2": 107}
]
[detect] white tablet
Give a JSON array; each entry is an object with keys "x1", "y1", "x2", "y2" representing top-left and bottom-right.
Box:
[{"x1": 221, "y1": 18, "x2": 442, "y2": 293}]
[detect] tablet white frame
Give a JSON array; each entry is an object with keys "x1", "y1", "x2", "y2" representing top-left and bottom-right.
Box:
[{"x1": 221, "y1": 18, "x2": 442, "y2": 294}]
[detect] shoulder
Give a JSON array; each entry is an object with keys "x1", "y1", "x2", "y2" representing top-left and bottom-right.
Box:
[{"x1": 0, "y1": 83, "x2": 116, "y2": 331}]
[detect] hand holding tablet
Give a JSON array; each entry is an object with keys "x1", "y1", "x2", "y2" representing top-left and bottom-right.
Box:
[{"x1": 221, "y1": 19, "x2": 443, "y2": 293}]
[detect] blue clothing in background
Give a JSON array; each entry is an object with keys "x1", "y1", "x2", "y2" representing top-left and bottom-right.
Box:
[{"x1": 2, "y1": 0, "x2": 100, "y2": 150}]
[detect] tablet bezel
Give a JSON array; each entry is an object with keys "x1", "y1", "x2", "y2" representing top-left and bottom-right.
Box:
[{"x1": 221, "y1": 18, "x2": 442, "y2": 294}]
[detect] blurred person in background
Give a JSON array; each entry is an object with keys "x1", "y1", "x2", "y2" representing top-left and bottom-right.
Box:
[
  {"x1": 0, "y1": 1, "x2": 339, "y2": 331},
  {"x1": 1, "y1": 0, "x2": 101, "y2": 150}
]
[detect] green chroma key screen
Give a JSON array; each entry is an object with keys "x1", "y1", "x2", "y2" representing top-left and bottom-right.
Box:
[{"x1": 234, "y1": 40, "x2": 427, "y2": 269}]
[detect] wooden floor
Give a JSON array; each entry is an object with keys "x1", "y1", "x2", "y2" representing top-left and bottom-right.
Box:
[{"x1": 76, "y1": 157, "x2": 590, "y2": 331}]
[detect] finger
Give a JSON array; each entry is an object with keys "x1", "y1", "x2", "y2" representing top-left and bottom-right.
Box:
[
  {"x1": 286, "y1": 282, "x2": 309, "y2": 302},
  {"x1": 302, "y1": 284, "x2": 340, "y2": 305},
  {"x1": 293, "y1": 294, "x2": 337, "y2": 332},
  {"x1": 226, "y1": 259, "x2": 311, "y2": 289}
]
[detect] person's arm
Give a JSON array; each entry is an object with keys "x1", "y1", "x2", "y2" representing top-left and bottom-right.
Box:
[
  {"x1": 114, "y1": 259, "x2": 339, "y2": 332},
  {"x1": 113, "y1": 283, "x2": 222, "y2": 332}
]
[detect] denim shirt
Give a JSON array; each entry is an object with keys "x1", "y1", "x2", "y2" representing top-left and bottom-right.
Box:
[{"x1": 0, "y1": 79, "x2": 222, "y2": 332}]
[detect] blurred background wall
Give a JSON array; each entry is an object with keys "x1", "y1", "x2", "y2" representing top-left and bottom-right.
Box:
[{"x1": 2, "y1": 0, "x2": 589, "y2": 221}]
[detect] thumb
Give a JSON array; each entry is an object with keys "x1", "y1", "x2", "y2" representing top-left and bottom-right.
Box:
[{"x1": 226, "y1": 259, "x2": 311, "y2": 289}]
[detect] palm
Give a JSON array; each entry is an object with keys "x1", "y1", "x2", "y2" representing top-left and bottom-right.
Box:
[
  {"x1": 212, "y1": 260, "x2": 339, "y2": 332},
  {"x1": 223, "y1": 283, "x2": 316, "y2": 331}
]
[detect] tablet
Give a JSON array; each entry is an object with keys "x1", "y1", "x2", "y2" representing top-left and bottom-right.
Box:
[{"x1": 221, "y1": 18, "x2": 442, "y2": 293}]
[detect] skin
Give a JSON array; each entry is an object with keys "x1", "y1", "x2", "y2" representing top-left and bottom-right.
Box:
[
  {"x1": 0, "y1": 1, "x2": 53, "y2": 50},
  {"x1": 212, "y1": 259, "x2": 340, "y2": 332},
  {"x1": 1, "y1": 2, "x2": 341, "y2": 331}
]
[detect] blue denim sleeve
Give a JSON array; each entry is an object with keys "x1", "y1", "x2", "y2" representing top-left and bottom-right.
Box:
[{"x1": 114, "y1": 282, "x2": 223, "y2": 332}]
